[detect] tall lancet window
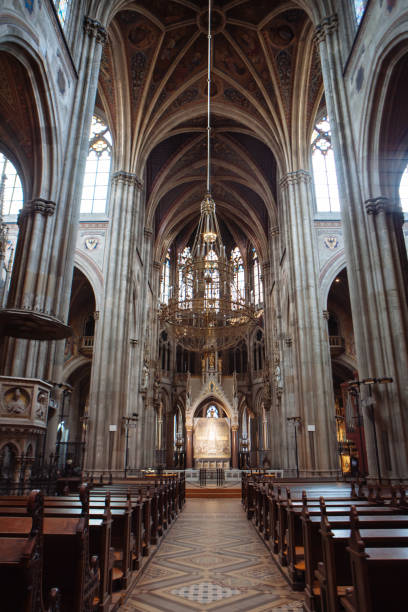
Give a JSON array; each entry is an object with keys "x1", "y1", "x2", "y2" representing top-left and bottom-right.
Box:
[
  {"x1": 252, "y1": 248, "x2": 263, "y2": 307},
  {"x1": 0, "y1": 153, "x2": 23, "y2": 216},
  {"x1": 353, "y1": 0, "x2": 368, "y2": 26},
  {"x1": 178, "y1": 247, "x2": 192, "y2": 307},
  {"x1": 80, "y1": 115, "x2": 112, "y2": 214},
  {"x1": 399, "y1": 165, "x2": 408, "y2": 212},
  {"x1": 160, "y1": 250, "x2": 171, "y2": 305},
  {"x1": 231, "y1": 246, "x2": 245, "y2": 308},
  {"x1": 53, "y1": 0, "x2": 71, "y2": 28},
  {"x1": 311, "y1": 116, "x2": 340, "y2": 213}
]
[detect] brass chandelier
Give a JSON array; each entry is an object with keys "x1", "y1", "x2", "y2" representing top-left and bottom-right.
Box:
[{"x1": 159, "y1": 0, "x2": 256, "y2": 353}]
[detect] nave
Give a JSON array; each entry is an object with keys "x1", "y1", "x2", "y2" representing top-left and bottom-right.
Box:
[{"x1": 122, "y1": 499, "x2": 304, "y2": 612}]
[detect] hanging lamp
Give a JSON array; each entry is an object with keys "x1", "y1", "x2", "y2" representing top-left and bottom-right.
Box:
[{"x1": 159, "y1": 0, "x2": 256, "y2": 353}]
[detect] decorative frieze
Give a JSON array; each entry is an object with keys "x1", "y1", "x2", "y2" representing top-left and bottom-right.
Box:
[
  {"x1": 111, "y1": 171, "x2": 143, "y2": 190},
  {"x1": 83, "y1": 17, "x2": 107, "y2": 45},
  {"x1": 17, "y1": 199, "x2": 56, "y2": 225},
  {"x1": 313, "y1": 14, "x2": 338, "y2": 45}
]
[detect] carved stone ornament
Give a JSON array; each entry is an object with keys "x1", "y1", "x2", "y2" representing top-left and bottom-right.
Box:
[
  {"x1": 2, "y1": 387, "x2": 30, "y2": 416},
  {"x1": 35, "y1": 390, "x2": 49, "y2": 421},
  {"x1": 18, "y1": 199, "x2": 56, "y2": 225},
  {"x1": 83, "y1": 16, "x2": 107, "y2": 45},
  {"x1": 280, "y1": 170, "x2": 312, "y2": 189},
  {"x1": 112, "y1": 171, "x2": 143, "y2": 190},
  {"x1": 323, "y1": 235, "x2": 339, "y2": 250},
  {"x1": 84, "y1": 237, "x2": 99, "y2": 250},
  {"x1": 365, "y1": 197, "x2": 395, "y2": 216},
  {"x1": 313, "y1": 14, "x2": 338, "y2": 45}
]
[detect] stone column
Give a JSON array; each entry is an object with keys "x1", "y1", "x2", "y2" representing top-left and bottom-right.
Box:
[
  {"x1": 86, "y1": 172, "x2": 144, "y2": 472},
  {"x1": 315, "y1": 15, "x2": 408, "y2": 479},
  {"x1": 231, "y1": 425, "x2": 238, "y2": 469},
  {"x1": 280, "y1": 170, "x2": 337, "y2": 476},
  {"x1": 1, "y1": 16, "x2": 107, "y2": 381},
  {"x1": 185, "y1": 426, "x2": 193, "y2": 469}
]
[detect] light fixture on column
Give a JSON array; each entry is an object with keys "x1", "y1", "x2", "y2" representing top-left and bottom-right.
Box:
[{"x1": 159, "y1": 0, "x2": 256, "y2": 353}]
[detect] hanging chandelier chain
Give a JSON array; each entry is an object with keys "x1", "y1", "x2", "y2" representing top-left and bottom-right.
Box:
[{"x1": 207, "y1": 0, "x2": 212, "y2": 194}]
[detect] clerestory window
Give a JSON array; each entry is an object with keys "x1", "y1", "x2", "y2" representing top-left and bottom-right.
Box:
[
  {"x1": 353, "y1": 0, "x2": 368, "y2": 26},
  {"x1": 231, "y1": 246, "x2": 245, "y2": 308},
  {"x1": 0, "y1": 153, "x2": 23, "y2": 216},
  {"x1": 399, "y1": 165, "x2": 408, "y2": 213},
  {"x1": 80, "y1": 115, "x2": 112, "y2": 214},
  {"x1": 53, "y1": 0, "x2": 71, "y2": 28},
  {"x1": 311, "y1": 116, "x2": 340, "y2": 213}
]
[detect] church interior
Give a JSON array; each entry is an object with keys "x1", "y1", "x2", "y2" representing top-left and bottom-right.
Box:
[{"x1": 0, "y1": 0, "x2": 408, "y2": 610}]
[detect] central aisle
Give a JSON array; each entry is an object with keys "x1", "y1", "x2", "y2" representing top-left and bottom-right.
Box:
[{"x1": 122, "y1": 499, "x2": 304, "y2": 611}]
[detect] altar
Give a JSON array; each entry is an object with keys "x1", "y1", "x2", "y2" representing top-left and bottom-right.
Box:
[{"x1": 193, "y1": 416, "x2": 231, "y2": 469}]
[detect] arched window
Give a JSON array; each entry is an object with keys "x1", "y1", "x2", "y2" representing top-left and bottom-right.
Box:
[
  {"x1": 353, "y1": 0, "x2": 368, "y2": 26},
  {"x1": 0, "y1": 153, "x2": 23, "y2": 216},
  {"x1": 80, "y1": 115, "x2": 112, "y2": 214},
  {"x1": 311, "y1": 116, "x2": 340, "y2": 213},
  {"x1": 399, "y1": 165, "x2": 408, "y2": 213},
  {"x1": 231, "y1": 246, "x2": 245, "y2": 307},
  {"x1": 53, "y1": 0, "x2": 72, "y2": 28},
  {"x1": 178, "y1": 247, "x2": 192, "y2": 306},
  {"x1": 252, "y1": 248, "x2": 263, "y2": 307},
  {"x1": 160, "y1": 250, "x2": 171, "y2": 305},
  {"x1": 206, "y1": 404, "x2": 219, "y2": 418}
]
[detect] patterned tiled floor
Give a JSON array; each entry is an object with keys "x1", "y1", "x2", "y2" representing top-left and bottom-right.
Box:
[{"x1": 122, "y1": 499, "x2": 304, "y2": 611}]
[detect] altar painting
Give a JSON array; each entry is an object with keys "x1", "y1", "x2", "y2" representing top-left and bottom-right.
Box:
[{"x1": 193, "y1": 417, "x2": 230, "y2": 459}]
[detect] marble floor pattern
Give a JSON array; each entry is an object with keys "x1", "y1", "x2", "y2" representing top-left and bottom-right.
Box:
[{"x1": 122, "y1": 499, "x2": 304, "y2": 612}]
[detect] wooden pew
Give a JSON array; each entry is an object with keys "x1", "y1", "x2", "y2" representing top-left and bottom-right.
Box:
[
  {"x1": 301, "y1": 500, "x2": 408, "y2": 612},
  {"x1": 317, "y1": 504, "x2": 408, "y2": 612},
  {"x1": 285, "y1": 494, "x2": 386, "y2": 589},
  {"x1": 0, "y1": 485, "x2": 100, "y2": 612},
  {"x1": 340, "y1": 507, "x2": 408, "y2": 612},
  {"x1": 0, "y1": 489, "x2": 48, "y2": 612}
]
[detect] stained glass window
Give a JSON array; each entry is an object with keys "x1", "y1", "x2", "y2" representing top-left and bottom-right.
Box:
[
  {"x1": 231, "y1": 246, "x2": 245, "y2": 308},
  {"x1": 53, "y1": 0, "x2": 71, "y2": 28},
  {"x1": 178, "y1": 247, "x2": 193, "y2": 307},
  {"x1": 206, "y1": 405, "x2": 219, "y2": 418},
  {"x1": 354, "y1": 0, "x2": 368, "y2": 26},
  {"x1": 160, "y1": 250, "x2": 171, "y2": 305},
  {"x1": 252, "y1": 248, "x2": 263, "y2": 307},
  {"x1": 80, "y1": 115, "x2": 112, "y2": 214},
  {"x1": 0, "y1": 153, "x2": 23, "y2": 216},
  {"x1": 311, "y1": 116, "x2": 340, "y2": 212},
  {"x1": 399, "y1": 165, "x2": 408, "y2": 213}
]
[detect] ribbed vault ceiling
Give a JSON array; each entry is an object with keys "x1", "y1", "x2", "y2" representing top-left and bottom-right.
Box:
[{"x1": 97, "y1": 0, "x2": 324, "y2": 260}]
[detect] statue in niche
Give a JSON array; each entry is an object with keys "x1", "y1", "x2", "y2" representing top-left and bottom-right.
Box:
[
  {"x1": 142, "y1": 359, "x2": 149, "y2": 389},
  {"x1": 153, "y1": 370, "x2": 160, "y2": 402},
  {"x1": 275, "y1": 364, "x2": 283, "y2": 388},
  {"x1": 186, "y1": 371, "x2": 191, "y2": 409},
  {"x1": 209, "y1": 352, "x2": 215, "y2": 369},
  {"x1": 5, "y1": 388, "x2": 29, "y2": 415},
  {"x1": 232, "y1": 371, "x2": 238, "y2": 411}
]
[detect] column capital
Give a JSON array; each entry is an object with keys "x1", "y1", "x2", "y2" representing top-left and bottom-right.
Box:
[
  {"x1": 83, "y1": 16, "x2": 107, "y2": 45},
  {"x1": 231, "y1": 425, "x2": 239, "y2": 432},
  {"x1": 365, "y1": 196, "x2": 397, "y2": 216},
  {"x1": 144, "y1": 227, "x2": 153, "y2": 239},
  {"x1": 270, "y1": 225, "x2": 280, "y2": 237},
  {"x1": 18, "y1": 198, "x2": 56, "y2": 225},
  {"x1": 313, "y1": 14, "x2": 338, "y2": 45},
  {"x1": 153, "y1": 261, "x2": 161, "y2": 271},
  {"x1": 279, "y1": 170, "x2": 312, "y2": 189},
  {"x1": 284, "y1": 337, "x2": 293, "y2": 347},
  {"x1": 111, "y1": 171, "x2": 143, "y2": 190},
  {"x1": 323, "y1": 310, "x2": 330, "y2": 320}
]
